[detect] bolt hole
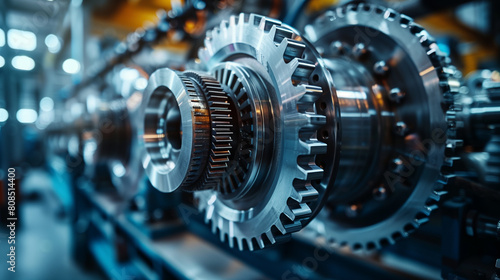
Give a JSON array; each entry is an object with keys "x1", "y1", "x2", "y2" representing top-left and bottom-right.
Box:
[
  {"x1": 321, "y1": 130, "x2": 329, "y2": 139},
  {"x1": 319, "y1": 102, "x2": 327, "y2": 110},
  {"x1": 312, "y1": 74, "x2": 319, "y2": 83}
]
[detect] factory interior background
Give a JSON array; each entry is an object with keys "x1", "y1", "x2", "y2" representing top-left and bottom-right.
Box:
[{"x1": 0, "y1": 0, "x2": 499, "y2": 279}]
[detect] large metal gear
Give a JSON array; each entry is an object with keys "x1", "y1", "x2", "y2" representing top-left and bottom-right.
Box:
[
  {"x1": 139, "y1": 5, "x2": 462, "y2": 251},
  {"x1": 303, "y1": 3, "x2": 461, "y2": 250},
  {"x1": 194, "y1": 13, "x2": 339, "y2": 251},
  {"x1": 140, "y1": 13, "x2": 341, "y2": 250}
]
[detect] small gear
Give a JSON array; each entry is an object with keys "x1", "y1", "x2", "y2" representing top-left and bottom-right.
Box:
[
  {"x1": 184, "y1": 71, "x2": 239, "y2": 193},
  {"x1": 213, "y1": 65, "x2": 256, "y2": 196},
  {"x1": 177, "y1": 75, "x2": 213, "y2": 188},
  {"x1": 141, "y1": 69, "x2": 212, "y2": 193}
]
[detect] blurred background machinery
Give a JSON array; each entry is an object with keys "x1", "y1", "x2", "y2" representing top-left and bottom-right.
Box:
[{"x1": 0, "y1": 1, "x2": 499, "y2": 280}]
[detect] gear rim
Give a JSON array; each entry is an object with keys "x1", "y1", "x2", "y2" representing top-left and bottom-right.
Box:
[
  {"x1": 195, "y1": 13, "x2": 337, "y2": 251},
  {"x1": 304, "y1": 2, "x2": 461, "y2": 250}
]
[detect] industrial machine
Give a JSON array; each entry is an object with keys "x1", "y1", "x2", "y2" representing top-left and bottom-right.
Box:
[{"x1": 3, "y1": 0, "x2": 499, "y2": 279}]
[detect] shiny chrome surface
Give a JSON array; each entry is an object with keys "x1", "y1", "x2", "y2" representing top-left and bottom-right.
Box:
[
  {"x1": 211, "y1": 62, "x2": 275, "y2": 200},
  {"x1": 304, "y1": 2, "x2": 459, "y2": 250},
  {"x1": 323, "y1": 57, "x2": 391, "y2": 202},
  {"x1": 140, "y1": 68, "x2": 211, "y2": 193},
  {"x1": 191, "y1": 13, "x2": 339, "y2": 250}
]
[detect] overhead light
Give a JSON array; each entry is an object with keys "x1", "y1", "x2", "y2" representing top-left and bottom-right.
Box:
[
  {"x1": 12, "y1": 56, "x2": 35, "y2": 71},
  {"x1": 135, "y1": 77, "x2": 148, "y2": 90},
  {"x1": 40, "y1": 97, "x2": 54, "y2": 111},
  {"x1": 120, "y1": 68, "x2": 139, "y2": 81},
  {"x1": 16, "y1": 108, "x2": 38, "y2": 124},
  {"x1": 0, "y1": 56, "x2": 5, "y2": 68},
  {"x1": 62, "y1": 58, "x2": 81, "y2": 74},
  {"x1": 7, "y1": 29, "x2": 37, "y2": 51},
  {"x1": 45, "y1": 34, "x2": 61, "y2": 53},
  {"x1": 0, "y1": 108, "x2": 8, "y2": 122},
  {"x1": 0, "y1": 29, "x2": 5, "y2": 47}
]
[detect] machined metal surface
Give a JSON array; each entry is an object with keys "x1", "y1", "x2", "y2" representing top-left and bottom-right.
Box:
[
  {"x1": 135, "y1": 5, "x2": 467, "y2": 251},
  {"x1": 193, "y1": 13, "x2": 339, "y2": 251},
  {"x1": 304, "y1": 3, "x2": 460, "y2": 250},
  {"x1": 140, "y1": 13, "x2": 340, "y2": 250},
  {"x1": 141, "y1": 68, "x2": 211, "y2": 193}
]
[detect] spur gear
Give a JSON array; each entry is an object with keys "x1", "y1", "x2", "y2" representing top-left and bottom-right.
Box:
[
  {"x1": 195, "y1": 13, "x2": 339, "y2": 251},
  {"x1": 303, "y1": 3, "x2": 460, "y2": 250},
  {"x1": 141, "y1": 13, "x2": 340, "y2": 250},
  {"x1": 183, "y1": 71, "x2": 238, "y2": 192},
  {"x1": 141, "y1": 69, "x2": 213, "y2": 192}
]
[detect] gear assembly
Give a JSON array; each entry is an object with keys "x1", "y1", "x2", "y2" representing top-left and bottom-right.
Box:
[
  {"x1": 140, "y1": 4, "x2": 460, "y2": 251},
  {"x1": 3, "y1": 1, "x2": 500, "y2": 279}
]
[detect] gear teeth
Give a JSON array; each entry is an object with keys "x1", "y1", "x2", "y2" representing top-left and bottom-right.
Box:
[
  {"x1": 246, "y1": 238, "x2": 254, "y2": 251},
  {"x1": 196, "y1": 12, "x2": 327, "y2": 251},
  {"x1": 283, "y1": 203, "x2": 312, "y2": 222},
  {"x1": 305, "y1": 2, "x2": 461, "y2": 251},
  {"x1": 219, "y1": 20, "x2": 229, "y2": 31},
  {"x1": 213, "y1": 67, "x2": 256, "y2": 196},
  {"x1": 429, "y1": 190, "x2": 447, "y2": 201},
  {"x1": 299, "y1": 85, "x2": 323, "y2": 103},
  {"x1": 296, "y1": 182, "x2": 319, "y2": 203},
  {"x1": 303, "y1": 114, "x2": 326, "y2": 128},
  {"x1": 273, "y1": 26, "x2": 294, "y2": 44},
  {"x1": 413, "y1": 217, "x2": 429, "y2": 227},
  {"x1": 184, "y1": 72, "x2": 237, "y2": 192},
  {"x1": 265, "y1": 230, "x2": 276, "y2": 244},
  {"x1": 175, "y1": 75, "x2": 211, "y2": 188},
  {"x1": 283, "y1": 39, "x2": 306, "y2": 62},
  {"x1": 229, "y1": 15, "x2": 238, "y2": 27},
  {"x1": 228, "y1": 234, "x2": 235, "y2": 248},
  {"x1": 248, "y1": 14, "x2": 261, "y2": 27},
  {"x1": 440, "y1": 79, "x2": 461, "y2": 95},
  {"x1": 422, "y1": 204, "x2": 438, "y2": 216},
  {"x1": 293, "y1": 203, "x2": 313, "y2": 219},
  {"x1": 291, "y1": 59, "x2": 315, "y2": 82},
  {"x1": 300, "y1": 140, "x2": 327, "y2": 155},
  {"x1": 236, "y1": 238, "x2": 244, "y2": 251},
  {"x1": 219, "y1": 224, "x2": 226, "y2": 242},
  {"x1": 255, "y1": 14, "x2": 281, "y2": 31},
  {"x1": 297, "y1": 163, "x2": 324, "y2": 181}
]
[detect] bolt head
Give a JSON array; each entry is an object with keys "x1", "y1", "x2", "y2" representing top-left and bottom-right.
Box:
[
  {"x1": 316, "y1": 46, "x2": 325, "y2": 56},
  {"x1": 395, "y1": 121, "x2": 408, "y2": 136},
  {"x1": 373, "y1": 60, "x2": 389, "y2": 75},
  {"x1": 330, "y1": 41, "x2": 345, "y2": 56},
  {"x1": 373, "y1": 186, "x2": 388, "y2": 200},
  {"x1": 345, "y1": 204, "x2": 361, "y2": 218},
  {"x1": 389, "y1": 88, "x2": 405, "y2": 103},
  {"x1": 392, "y1": 158, "x2": 404, "y2": 174},
  {"x1": 352, "y1": 43, "x2": 368, "y2": 59}
]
